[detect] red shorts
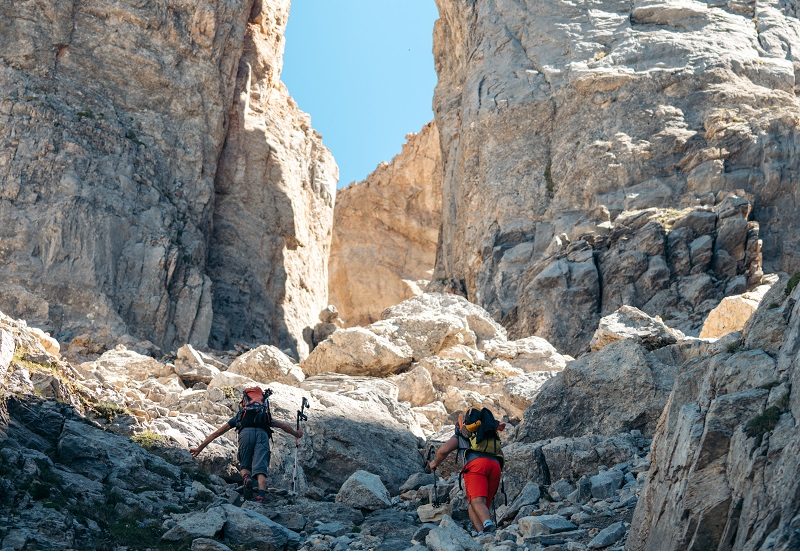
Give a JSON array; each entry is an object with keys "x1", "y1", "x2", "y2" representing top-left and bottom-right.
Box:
[{"x1": 462, "y1": 456, "x2": 502, "y2": 505}]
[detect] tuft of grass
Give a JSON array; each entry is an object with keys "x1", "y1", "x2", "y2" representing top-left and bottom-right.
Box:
[
  {"x1": 222, "y1": 385, "x2": 237, "y2": 399},
  {"x1": 91, "y1": 401, "x2": 128, "y2": 421},
  {"x1": 124, "y1": 129, "x2": 145, "y2": 146},
  {"x1": 745, "y1": 405, "x2": 783, "y2": 438},
  {"x1": 76, "y1": 109, "x2": 95, "y2": 119},
  {"x1": 727, "y1": 341, "x2": 744, "y2": 354},
  {"x1": 785, "y1": 272, "x2": 800, "y2": 296},
  {"x1": 131, "y1": 431, "x2": 166, "y2": 450},
  {"x1": 544, "y1": 161, "x2": 555, "y2": 198}
]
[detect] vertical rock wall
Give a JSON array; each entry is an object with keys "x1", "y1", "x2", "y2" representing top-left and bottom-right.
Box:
[
  {"x1": 431, "y1": 0, "x2": 800, "y2": 354},
  {"x1": 208, "y1": 1, "x2": 337, "y2": 358},
  {"x1": 628, "y1": 277, "x2": 800, "y2": 550},
  {"x1": 0, "y1": 0, "x2": 336, "y2": 357},
  {"x1": 328, "y1": 122, "x2": 441, "y2": 326}
]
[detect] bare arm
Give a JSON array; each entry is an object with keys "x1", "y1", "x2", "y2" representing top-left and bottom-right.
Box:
[
  {"x1": 271, "y1": 419, "x2": 303, "y2": 439},
  {"x1": 428, "y1": 435, "x2": 459, "y2": 471},
  {"x1": 190, "y1": 422, "x2": 232, "y2": 457}
]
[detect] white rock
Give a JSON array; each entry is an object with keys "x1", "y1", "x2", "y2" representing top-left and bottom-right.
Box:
[
  {"x1": 699, "y1": 281, "x2": 774, "y2": 339},
  {"x1": 590, "y1": 306, "x2": 685, "y2": 351},
  {"x1": 227, "y1": 345, "x2": 304, "y2": 384},
  {"x1": 484, "y1": 336, "x2": 568, "y2": 372},
  {"x1": 300, "y1": 327, "x2": 412, "y2": 377},
  {"x1": 335, "y1": 470, "x2": 392, "y2": 510}
]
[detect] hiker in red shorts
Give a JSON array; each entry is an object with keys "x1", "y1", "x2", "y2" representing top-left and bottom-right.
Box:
[{"x1": 427, "y1": 407, "x2": 505, "y2": 535}]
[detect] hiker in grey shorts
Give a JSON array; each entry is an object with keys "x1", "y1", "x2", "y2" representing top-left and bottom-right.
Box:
[{"x1": 191, "y1": 386, "x2": 302, "y2": 503}]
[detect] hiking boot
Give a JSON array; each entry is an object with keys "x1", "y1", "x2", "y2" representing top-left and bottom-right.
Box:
[
  {"x1": 253, "y1": 490, "x2": 268, "y2": 503},
  {"x1": 482, "y1": 520, "x2": 496, "y2": 534}
]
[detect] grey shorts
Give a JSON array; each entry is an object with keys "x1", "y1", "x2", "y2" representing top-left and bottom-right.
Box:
[{"x1": 237, "y1": 427, "x2": 271, "y2": 477}]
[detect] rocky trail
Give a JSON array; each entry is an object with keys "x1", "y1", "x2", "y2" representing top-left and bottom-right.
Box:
[{"x1": 3, "y1": 276, "x2": 798, "y2": 550}]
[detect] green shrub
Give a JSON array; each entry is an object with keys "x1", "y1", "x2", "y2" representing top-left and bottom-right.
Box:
[
  {"x1": 785, "y1": 272, "x2": 800, "y2": 296},
  {"x1": 131, "y1": 431, "x2": 166, "y2": 450},
  {"x1": 745, "y1": 405, "x2": 783, "y2": 438}
]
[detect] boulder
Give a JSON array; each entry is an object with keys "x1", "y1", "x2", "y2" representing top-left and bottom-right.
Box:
[
  {"x1": 699, "y1": 280, "x2": 774, "y2": 339},
  {"x1": 380, "y1": 293, "x2": 507, "y2": 346},
  {"x1": 590, "y1": 306, "x2": 684, "y2": 352},
  {"x1": 391, "y1": 364, "x2": 437, "y2": 406},
  {"x1": 518, "y1": 515, "x2": 577, "y2": 537},
  {"x1": 501, "y1": 482, "x2": 541, "y2": 522},
  {"x1": 335, "y1": 470, "x2": 392, "y2": 510},
  {"x1": 162, "y1": 506, "x2": 226, "y2": 542},
  {"x1": 590, "y1": 469, "x2": 624, "y2": 500},
  {"x1": 417, "y1": 503, "x2": 452, "y2": 523},
  {"x1": 368, "y1": 312, "x2": 476, "y2": 360},
  {"x1": 81, "y1": 345, "x2": 170, "y2": 382},
  {"x1": 515, "y1": 340, "x2": 680, "y2": 441},
  {"x1": 425, "y1": 514, "x2": 481, "y2": 551},
  {"x1": 483, "y1": 336, "x2": 569, "y2": 372},
  {"x1": 300, "y1": 327, "x2": 412, "y2": 377},
  {"x1": 190, "y1": 538, "x2": 231, "y2": 551},
  {"x1": 588, "y1": 521, "x2": 627, "y2": 549},
  {"x1": 227, "y1": 345, "x2": 304, "y2": 385},
  {"x1": 628, "y1": 281, "x2": 800, "y2": 550},
  {"x1": 175, "y1": 344, "x2": 220, "y2": 385},
  {"x1": 220, "y1": 504, "x2": 300, "y2": 550}
]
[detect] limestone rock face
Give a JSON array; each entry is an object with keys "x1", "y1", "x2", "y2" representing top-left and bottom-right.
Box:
[
  {"x1": 628, "y1": 277, "x2": 800, "y2": 550},
  {"x1": 329, "y1": 122, "x2": 442, "y2": 326},
  {"x1": 0, "y1": 0, "x2": 335, "y2": 358},
  {"x1": 515, "y1": 339, "x2": 707, "y2": 442},
  {"x1": 430, "y1": 0, "x2": 799, "y2": 355},
  {"x1": 208, "y1": 1, "x2": 337, "y2": 359}
]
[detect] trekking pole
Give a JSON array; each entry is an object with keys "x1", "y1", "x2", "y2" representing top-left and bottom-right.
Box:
[
  {"x1": 426, "y1": 445, "x2": 440, "y2": 508},
  {"x1": 291, "y1": 397, "x2": 309, "y2": 494}
]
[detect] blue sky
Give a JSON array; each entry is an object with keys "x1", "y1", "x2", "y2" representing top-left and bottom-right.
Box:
[{"x1": 283, "y1": 0, "x2": 439, "y2": 188}]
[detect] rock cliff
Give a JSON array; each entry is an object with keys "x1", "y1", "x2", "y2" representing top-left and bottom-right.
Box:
[
  {"x1": 431, "y1": 0, "x2": 798, "y2": 354},
  {"x1": 0, "y1": 0, "x2": 336, "y2": 358},
  {"x1": 328, "y1": 122, "x2": 442, "y2": 326},
  {"x1": 628, "y1": 275, "x2": 800, "y2": 550}
]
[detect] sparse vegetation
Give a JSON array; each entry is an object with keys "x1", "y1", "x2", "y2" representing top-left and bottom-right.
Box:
[
  {"x1": 785, "y1": 272, "x2": 800, "y2": 296},
  {"x1": 131, "y1": 431, "x2": 167, "y2": 450},
  {"x1": 222, "y1": 385, "x2": 237, "y2": 399},
  {"x1": 544, "y1": 161, "x2": 555, "y2": 198},
  {"x1": 76, "y1": 109, "x2": 95, "y2": 119},
  {"x1": 125, "y1": 129, "x2": 145, "y2": 146},
  {"x1": 745, "y1": 405, "x2": 783, "y2": 439},
  {"x1": 91, "y1": 401, "x2": 128, "y2": 421},
  {"x1": 726, "y1": 341, "x2": 744, "y2": 354},
  {"x1": 593, "y1": 50, "x2": 607, "y2": 61}
]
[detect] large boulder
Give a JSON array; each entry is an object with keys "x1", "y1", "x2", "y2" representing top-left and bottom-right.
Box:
[
  {"x1": 590, "y1": 306, "x2": 685, "y2": 351},
  {"x1": 380, "y1": 293, "x2": 507, "y2": 346},
  {"x1": 174, "y1": 344, "x2": 221, "y2": 386},
  {"x1": 300, "y1": 327, "x2": 412, "y2": 377},
  {"x1": 425, "y1": 515, "x2": 481, "y2": 551},
  {"x1": 219, "y1": 504, "x2": 301, "y2": 550},
  {"x1": 515, "y1": 340, "x2": 683, "y2": 441},
  {"x1": 483, "y1": 335, "x2": 569, "y2": 372},
  {"x1": 335, "y1": 470, "x2": 392, "y2": 510},
  {"x1": 227, "y1": 345, "x2": 304, "y2": 385},
  {"x1": 699, "y1": 278, "x2": 775, "y2": 339},
  {"x1": 79, "y1": 345, "x2": 171, "y2": 383}
]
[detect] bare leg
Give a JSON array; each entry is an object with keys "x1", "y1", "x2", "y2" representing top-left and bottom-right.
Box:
[
  {"x1": 467, "y1": 502, "x2": 483, "y2": 532},
  {"x1": 470, "y1": 497, "x2": 492, "y2": 530},
  {"x1": 255, "y1": 473, "x2": 268, "y2": 491},
  {"x1": 239, "y1": 469, "x2": 251, "y2": 484}
]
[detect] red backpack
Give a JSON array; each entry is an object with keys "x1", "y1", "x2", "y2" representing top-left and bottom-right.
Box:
[{"x1": 236, "y1": 387, "x2": 273, "y2": 436}]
